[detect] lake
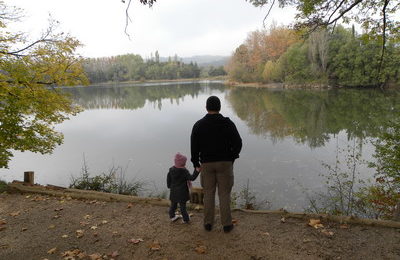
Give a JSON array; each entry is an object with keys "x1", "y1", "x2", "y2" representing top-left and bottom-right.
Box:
[{"x1": 1, "y1": 81, "x2": 399, "y2": 211}]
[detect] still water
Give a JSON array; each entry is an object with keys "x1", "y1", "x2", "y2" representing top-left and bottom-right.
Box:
[{"x1": 1, "y1": 81, "x2": 399, "y2": 211}]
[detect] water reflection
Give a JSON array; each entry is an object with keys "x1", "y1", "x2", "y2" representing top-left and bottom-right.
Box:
[
  {"x1": 65, "y1": 81, "x2": 225, "y2": 111},
  {"x1": 2, "y1": 82, "x2": 399, "y2": 212},
  {"x1": 227, "y1": 88, "x2": 399, "y2": 147}
]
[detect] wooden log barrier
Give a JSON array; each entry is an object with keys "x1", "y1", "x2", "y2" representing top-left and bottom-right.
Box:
[
  {"x1": 190, "y1": 186, "x2": 204, "y2": 205},
  {"x1": 24, "y1": 171, "x2": 34, "y2": 185}
]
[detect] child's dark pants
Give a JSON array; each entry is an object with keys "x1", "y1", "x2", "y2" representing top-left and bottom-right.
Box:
[{"x1": 169, "y1": 201, "x2": 189, "y2": 222}]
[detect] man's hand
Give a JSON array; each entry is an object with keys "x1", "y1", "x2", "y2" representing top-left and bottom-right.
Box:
[{"x1": 195, "y1": 167, "x2": 201, "y2": 172}]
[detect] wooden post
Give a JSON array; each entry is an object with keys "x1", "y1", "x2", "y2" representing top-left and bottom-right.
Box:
[
  {"x1": 394, "y1": 200, "x2": 400, "y2": 221},
  {"x1": 24, "y1": 171, "x2": 34, "y2": 185}
]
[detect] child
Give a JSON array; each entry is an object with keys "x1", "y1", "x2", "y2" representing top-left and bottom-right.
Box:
[{"x1": 167, "y1": 152, "x2": 200, "y2": 223}]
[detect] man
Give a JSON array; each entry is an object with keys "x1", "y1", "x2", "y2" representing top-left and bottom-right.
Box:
[{"x1": 190, "y1": 96, "x2": 242, "y2": 233}]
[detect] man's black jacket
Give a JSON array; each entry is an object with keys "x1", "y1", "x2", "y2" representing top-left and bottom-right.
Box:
[{"x1": 190, "y1": 113, "x2": 242, "y2": 168}]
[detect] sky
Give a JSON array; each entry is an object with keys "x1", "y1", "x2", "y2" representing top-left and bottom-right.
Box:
[{"x1": 6, "y1": 0, "x2": 296, "y2": 58}]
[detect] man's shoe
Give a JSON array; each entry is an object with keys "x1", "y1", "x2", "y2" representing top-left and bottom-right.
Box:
[
  {"x1": 204, "y1": 224, "x2": 212, "y2": 231},
  {"x1": 223, "y1": 224, "x2": 234, "y2": 233}
]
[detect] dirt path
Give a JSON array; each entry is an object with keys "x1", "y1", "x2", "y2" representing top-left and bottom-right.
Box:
[{"x1": 1, "y1": 192, "x2": 400, "y2": 260}]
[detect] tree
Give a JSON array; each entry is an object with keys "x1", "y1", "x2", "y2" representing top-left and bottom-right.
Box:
[
  {"x1": 246, "y1": 0, "x2": 400, "y2": 84},
  {"x1": 0, "y1": 2, "x2": 88, "y2": 168}
]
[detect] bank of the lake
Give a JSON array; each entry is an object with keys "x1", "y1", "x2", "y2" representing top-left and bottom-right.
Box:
[{"x1": 1, "y1": 188, "x2": 400, "y2": 260}]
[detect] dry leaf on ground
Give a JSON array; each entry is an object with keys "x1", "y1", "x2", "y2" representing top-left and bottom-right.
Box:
[
  {"x1": 108, "y1": 251, "x2": 119, "y2": 258},
  {"x1": 340, "y1": 224, "x2": 349, "y2": 229},
  {"x1": 47, "y1": 247, "x2": 57, "y2": 254},
  {"x1": 76, "y1": 229, "x2": 84, "y2": 238},
  {"x1": 88, "y1": 253, "x2": 102, "y2": 260},
  {"x1": 232, "y1": 219, "x2": 239, "y2": 225},
  {"x1": 280, "y1": 217, "x2": 286, "y2": 223},
  {"x1": 195, "y1": 245, "x2": 206, "y2": 254},
  {"x1": 308, "y1": 219, "x2": 324, "y2": 229},
  {"x1": 0, "y1": 219, "x2": 6, "y2": 225},
  {"x1": 128, "y1": 238, "x2": 144, "y2": 244},
  {"x1": 9, "y1": 211, "x2": 20, "y2": 217},
  {"x1": 321, "y1": 229, "x2": 334, "y2": 237},
  {"x1": 149, "y1": 241, "x2": 161, "y2": 251}
]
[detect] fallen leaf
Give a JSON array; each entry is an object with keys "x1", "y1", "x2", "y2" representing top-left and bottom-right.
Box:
[
  {"x1": 108, "y1": 251, "x2": 119, "y2": 258},
  {"x1": 0, "y1": 226, "x2": 6, "y2": 231},
  {"x1": 47, "y1": 247, "x2": 57, "y2": 254},
  {"x1": 127, "y1": 203, "x2": 133, "y2": 208},
  {"x1": 128, "y1": 238, "x2": 144, "y2": 244},
  {"x1": 80, "y1": 221, "x2": 90, "y2": 226},
  {"x1": 53, "y1": 214, "x2": 61, "y2": 219},
  {"x1": 340, "y1": 224, "x2": 349, "y2": 229},
  {"x1": 62, "y1": 234, "x2": 69, "y2": 238},
  {"x1": 59, "y1": 200, "x2": 65, "y2": 204},
  {"x1": 9, "y1": 211, "x2": 20, "y2": 217},
  {"x1": 84, "y1": 215, "x2": 91, "y2": 220},
  {"x1": 48, "y1": 224, "x2": 56, "y2": 229},
  {"x1": 194, "y1": 245, "x2": 206, "y2": 254},
  {"x1": 280, "y1": 217, "x2": 286, "y2": 223},
  {"x1": 232, "y1": 219, "x2": 239, "y2": 225},
  {"x1": 149, "y1": 241, "x2": 161, "y2": 251},
  {"x1": 62, "y1": 249, "x2": 81, "y2": 257},
  {"x1": 25, "y1": 195, "x2": 31, "y2": 199},
  {"x1": 76, "y1": 229, "x2": 84, "y2": 238},
  {"x1": 90, "y1": 226, "x2": 98, "y2": 230},
  {"x1": 88, "y1": 253, "x2": 102, "y2": 260},
  {"x1": 0, "y1": 219, "x2": 6, "y2": 225},
  {"x1": 101, "y1": 220, "x2": 108, "y2": 225},
  {"x1": 54, "y1": 208, "x2": 63, "y2": 212},
  {"x1": 77, "y1": 252, "x2": 87, "y2": 259},
  {"x1": 194, "y1": 205, "x2": 201, "y2": 210},
  {"x1": 189, "y1": 213, "x2": 194, "y2": 217},
  {"x1": 21, "y1": 227, "x2": 27, "y2": 231},
  {"x1": 308, "y1": 219, "x2": 324, "y2": 229},
  {"x1": 321, "y1": 229, "x2": 334, "y2": 236},
  {"x1": 261, "y1": 232, "x2": 270, "y2": 236}
]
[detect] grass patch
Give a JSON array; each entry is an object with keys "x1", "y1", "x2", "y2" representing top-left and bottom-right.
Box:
[
  {"x1": 70, "y1": 156, "x2": 145, "y2": 196},
  {"x1": 0, "y1": 179, "x2": 8, "y2": 193}
]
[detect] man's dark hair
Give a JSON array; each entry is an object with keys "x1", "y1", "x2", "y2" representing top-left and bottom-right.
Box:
[{"x1": 206, "y1": 96, "x2": 221, "y2": 111}]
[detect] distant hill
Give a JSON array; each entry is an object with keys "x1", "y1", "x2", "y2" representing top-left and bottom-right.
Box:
[{"x1": 159, "y1": 55, "x2": 230, "y2": 67}]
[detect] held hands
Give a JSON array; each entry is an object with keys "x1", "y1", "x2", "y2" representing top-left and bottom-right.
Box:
[{"x1": 195, "y1": 167, "x2": 201, "y2": 172}]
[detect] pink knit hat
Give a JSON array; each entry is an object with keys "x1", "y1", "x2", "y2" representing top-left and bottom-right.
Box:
[{"x1": 174, "y1": 153, "x2": 187, "y2": 168}]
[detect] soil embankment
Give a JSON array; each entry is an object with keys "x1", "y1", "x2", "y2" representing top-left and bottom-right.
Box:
[{"x1": 1, "y1": 184, "x2": 400, "y2": 259}]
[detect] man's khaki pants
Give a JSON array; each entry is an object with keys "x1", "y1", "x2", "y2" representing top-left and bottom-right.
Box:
[{"x1": 201, "y1": 161, "x2": 234, "y2": 227}]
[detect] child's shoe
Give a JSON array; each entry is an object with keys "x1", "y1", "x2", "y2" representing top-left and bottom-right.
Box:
[{"x1": 170, "y1": 216, "x2": 180, "y2": 222}]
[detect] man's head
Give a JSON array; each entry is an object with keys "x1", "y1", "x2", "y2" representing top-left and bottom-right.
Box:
[{"x1": 206, "y1": 96, "x2": 221, "y2": 112}]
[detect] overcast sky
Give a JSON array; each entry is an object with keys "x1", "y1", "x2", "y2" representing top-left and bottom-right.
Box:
[{"x1": 6, "y1": 0, "x2": 295, "y2": 58}]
